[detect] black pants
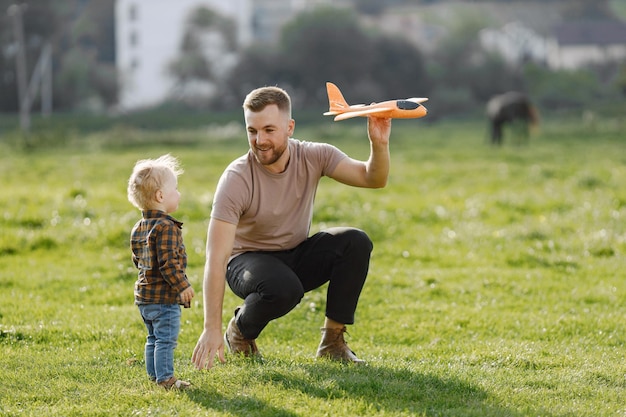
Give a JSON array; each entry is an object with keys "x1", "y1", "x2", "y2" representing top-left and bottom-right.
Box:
[{"x1": 225, "y1": 227, "x2": 373, "y2": 339}]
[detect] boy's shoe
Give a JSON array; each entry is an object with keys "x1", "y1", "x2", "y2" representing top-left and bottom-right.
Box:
[
  {"x1": 158, "y1": 376, "x2": 191, "y2": 390},
  {"x1": 316, "y1": 326, "x2": 365, "y2": 364},
  {"x1": 224, "y1": 311, "x2": 261, "y2": 358}
]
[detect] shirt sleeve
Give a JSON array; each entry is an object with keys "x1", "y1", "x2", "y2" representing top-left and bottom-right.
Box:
[
  {"x1": 305, "y1": 141, "x2": 348, "y2": 177},
  {"x1": 154, "y1": 222, "x2": 190, "y2": 294},
  {"x1": 130, "y1": 221, "x2": 142, "y2": 268},
  {"x1": 211, "y1": 166, "x2": 250, "y2": 225}
]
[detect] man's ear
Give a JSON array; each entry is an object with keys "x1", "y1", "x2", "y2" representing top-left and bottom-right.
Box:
[{"x1": 288, "y1": 118, "x2": 295, "y2": 136}]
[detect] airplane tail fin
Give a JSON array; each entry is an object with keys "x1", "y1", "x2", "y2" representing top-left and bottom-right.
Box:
[{"x1": 323, "y1": 82, "x2": 349, "y2": 116}]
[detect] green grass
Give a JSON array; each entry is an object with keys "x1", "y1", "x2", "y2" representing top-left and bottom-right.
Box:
[{"x1": 0, "y1": 115, "x2": 625, "y2": 416}]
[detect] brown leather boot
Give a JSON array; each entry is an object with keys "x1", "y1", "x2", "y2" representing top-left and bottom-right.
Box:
[
  {"x1": 316, "y1": 326, "x2": 365, "y2": 364},
  {"x1": 224, "y1": 315, "x2": 261, "y2": 358}
]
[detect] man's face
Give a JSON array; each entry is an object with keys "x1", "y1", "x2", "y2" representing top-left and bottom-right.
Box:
[{"x1": 245, "y1": 104, "x2": 294, "y2": 173}]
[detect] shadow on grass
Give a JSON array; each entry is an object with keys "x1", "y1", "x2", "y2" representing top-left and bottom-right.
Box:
[
  {"x1": 185, "y1": 359, "x2": 549, "y2": 416},
  {"x1": 186, "y1": 389, "x2": 299, "y2": 417}
]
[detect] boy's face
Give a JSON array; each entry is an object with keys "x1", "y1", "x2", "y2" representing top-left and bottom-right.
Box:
[{"x1": 160, "y1": 171, "x2": 181, "y2": 214}]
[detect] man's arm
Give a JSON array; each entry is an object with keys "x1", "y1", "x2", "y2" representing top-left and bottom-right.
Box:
[
  {"x1": 329, "y1": 116, "x2": 392, "y2": 188},
  {"x1": 191, "y1": 218, "x2": 237, "y2": 370}
]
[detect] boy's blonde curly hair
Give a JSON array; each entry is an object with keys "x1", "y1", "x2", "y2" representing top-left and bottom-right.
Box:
[{"x1": 127, "y1": 154, "x2": 183, "y2": 210}]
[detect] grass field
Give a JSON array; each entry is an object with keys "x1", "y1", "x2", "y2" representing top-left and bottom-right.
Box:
[{"x1": 0, "y1": 115, "x2": 625, "y2": 416}]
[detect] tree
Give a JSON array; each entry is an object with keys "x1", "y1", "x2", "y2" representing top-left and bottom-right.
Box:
[
  {"x1": 427, "y1": 14, "x2": 526, "y2": 115},
  {"x1": 223, "y1": 5, "x2": 429, "y2": 111},
  {"x1": 0, "y1": 0, "x2": 58, "y2": 112},
  {"x1": 617, "y1": 62, "x2": 626, "y2": 96},
  {"x1": 370, "y1": 35, "x2": 430, "y2": 100},
  {"x1": 0, "y1": 0, "x2": 117, "y2": 112},
  {"x1": 279, "y1": 6, "x2": 375, "y2": 104},
  {"x1": 168, "y1": 6, "x2": 237, "y2": 107},
  {"x1": 220, "y1": 47, "x2": 287, "y2": 109}
]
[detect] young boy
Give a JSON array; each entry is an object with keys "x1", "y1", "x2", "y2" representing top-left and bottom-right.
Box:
[{"x1": 127, "y1": 154, "x2": 195, "y2": 390}]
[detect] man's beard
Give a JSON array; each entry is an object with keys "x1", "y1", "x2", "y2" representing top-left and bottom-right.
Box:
[{"x1": 254, "y1": 142, "x2": 288, "y2": 167}]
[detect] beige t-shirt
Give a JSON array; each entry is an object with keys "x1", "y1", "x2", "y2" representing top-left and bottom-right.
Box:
[{"x1": 211, "y1": 139, "x2": 347, "y2": 258}]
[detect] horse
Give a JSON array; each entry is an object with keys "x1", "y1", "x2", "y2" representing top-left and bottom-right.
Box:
[{"x1": 486, "y1": 92, "x2": 539, "y2": 145}]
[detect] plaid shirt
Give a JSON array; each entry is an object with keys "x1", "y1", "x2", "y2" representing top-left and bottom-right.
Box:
[{"x1": 130, "y1": 210, "x2": 191, "y2": 305}]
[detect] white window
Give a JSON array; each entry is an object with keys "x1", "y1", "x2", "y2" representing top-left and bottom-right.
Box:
[
  {"x1": 129, "y1": 30, "x2": 138, "y2": 47},
  {"x1": 129, "y1": 4, "x2": 138, "y2": 21}
]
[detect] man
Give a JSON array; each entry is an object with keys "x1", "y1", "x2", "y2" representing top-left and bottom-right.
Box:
[{"x1": 192, "y1": 86, "x2": 391, "y2": 369}]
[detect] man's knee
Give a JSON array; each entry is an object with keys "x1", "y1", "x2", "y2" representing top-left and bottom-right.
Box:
[
  {"x1": 264, "y1": 276, "x2": 304, "y2": 311},
  {"x1": 276, "y1": 287, "x2": 304, "y2": 311},
  {"x1": 344, "y1": 228, "x2": 373, "y2": 255}
]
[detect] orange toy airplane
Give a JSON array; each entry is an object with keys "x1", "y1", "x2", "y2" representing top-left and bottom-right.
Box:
[{"x1": 324, "y1": 82, "x2": 428, "y2": 121}]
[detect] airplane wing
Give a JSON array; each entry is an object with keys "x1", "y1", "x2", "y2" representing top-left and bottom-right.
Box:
[{"x1": 333, "y1": 107, "x2": 395, "y2": 121}]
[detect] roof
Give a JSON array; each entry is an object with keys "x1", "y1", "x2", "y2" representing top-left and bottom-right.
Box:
[{"x1": 553, "y1": 21, "x2": 626, "y2": 46}]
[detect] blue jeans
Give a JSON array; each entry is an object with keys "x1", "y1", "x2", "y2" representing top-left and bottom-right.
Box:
[{"x1": 138, "y1": 303, "x2": 181, "y2": 383}]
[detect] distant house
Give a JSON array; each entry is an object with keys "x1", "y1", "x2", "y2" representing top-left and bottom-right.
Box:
[
  {"x1": 546, "y1": 21, "x2": 626, "y2": 70},
  {"x1": 479, "y1": 21, "x2": 548, "y2": 67},
  {"x1": 480, "y1": 20, "x2": 626, "y2": 71}
]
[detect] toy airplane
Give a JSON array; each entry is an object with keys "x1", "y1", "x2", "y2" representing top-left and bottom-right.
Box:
[{"x1": 324, "y1": 82, "x2": 428, "y2": 121}]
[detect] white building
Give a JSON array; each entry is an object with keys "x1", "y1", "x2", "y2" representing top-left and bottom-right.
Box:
[
  {"x1": 479, "y1": 22, "x2": 548, "y2": 67},
  {"x1": 115, "y1": 0, "x2": 337, "y2": 110},
  {"x1": 479, "y1": 20, "x2": 626, "y2": 71},
  {"x1": 546, "y1": 21, "x2": 626, "y2": 70},
  {"x1": 115, "y1": 0, "x2": 252, "y2": 110}
]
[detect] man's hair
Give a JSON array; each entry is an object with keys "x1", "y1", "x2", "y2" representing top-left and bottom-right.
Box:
[
  {"x1": 243, "y1": 86, "x2": 292, "y2": 118},
  {"x1": 127, "y1": 154, "x2": 183, "y2": 210}
]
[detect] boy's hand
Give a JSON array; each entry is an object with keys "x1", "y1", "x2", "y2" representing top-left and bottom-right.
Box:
[{"x1": 180, "y1": 286, "x2": 195, "y2": 308}]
